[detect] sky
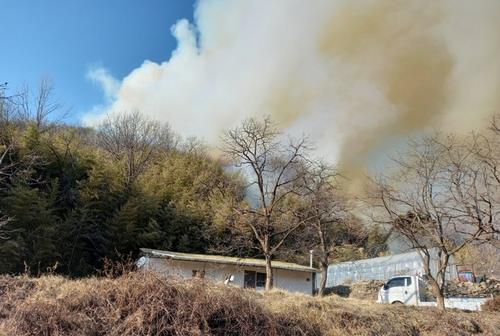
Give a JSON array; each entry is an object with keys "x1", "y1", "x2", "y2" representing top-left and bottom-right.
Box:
[
  {"x1": 1, "y1": 0, "x2": 499, "y2": 180},
  {"x1": 0, "y1": 0, "x2": 195, "y2": 121}
]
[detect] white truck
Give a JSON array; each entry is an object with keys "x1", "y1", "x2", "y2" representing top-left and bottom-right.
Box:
[{"x1": 377, "y1": 275, "x2": 489, "y2": 311}]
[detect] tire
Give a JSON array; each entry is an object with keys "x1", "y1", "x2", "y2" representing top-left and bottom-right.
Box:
[{"x1": 391, "y1": 301, "x2": 404, "y2": 305}]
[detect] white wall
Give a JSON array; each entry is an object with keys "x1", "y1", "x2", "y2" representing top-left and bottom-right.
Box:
[
  {"x1": 142, "y1": 257, "x2": 314, "y2": 294},
  {"x1": 418, "y1": 298, "x2": 488, "y2": 311},
  {"x1": 273, "y1": 268, "x2": 315, "y2": 294}
]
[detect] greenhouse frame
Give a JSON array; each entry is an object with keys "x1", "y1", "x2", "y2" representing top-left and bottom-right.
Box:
[{"x1": 326, "y1": 248, "x2": 458, "y2": 287}]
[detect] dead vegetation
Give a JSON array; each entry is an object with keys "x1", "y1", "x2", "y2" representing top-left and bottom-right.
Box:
[
  {"x1": 481, "y1": 296, "x2": 500, "y2": 313},
  {"x1": 445, "y1": 279, "x2": 500, "y2": 298},
  {"x1": 0, "y1": 272, "x2": 498, "y2": 336},
  {"x1": 327, "y1": 280, "x2": 385, "y2": 300}
]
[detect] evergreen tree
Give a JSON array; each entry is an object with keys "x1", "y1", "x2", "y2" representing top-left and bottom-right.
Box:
[{"x1": 0, "y1": 185, "x2": 59, "y2": 274}]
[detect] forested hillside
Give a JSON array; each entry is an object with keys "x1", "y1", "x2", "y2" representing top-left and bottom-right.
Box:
[
  {"x1": 0, "y1": 83, "x2": 239, "y2": 275},
  {"x1": 0, "y1": 84, "x2": 384, "y2": 277}
]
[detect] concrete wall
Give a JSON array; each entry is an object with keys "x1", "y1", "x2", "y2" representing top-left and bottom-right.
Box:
[
  {"x1": 142, "y1": 257, "x2": 314, "y2": 295},
  {"x1": 418, "y1": 298, "x2": 488, "y2": 311}
]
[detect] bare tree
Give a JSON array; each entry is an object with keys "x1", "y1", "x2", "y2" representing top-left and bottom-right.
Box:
[
  {"x1": 369, "y1": 135, "x2": 493, "y2": 310},
  {"x1": 221, "y1": 117, "x2": 313, "y2": 290},
  {"x1": 16, "y1": 78, "x2": 66, "y2": 130},
  {"x1": 461, "y1": 114, "x2": 500, "y2": 241},
  {"x1": 0, "y1": 88, "x2": 15, "y2": 238},
  {"x1": 96, "y1": 110, "x2": 177, "y2": 186},
  {"x1": 440, "y1": 134, "x2": 499, "y2": 245},
  {"x1": 0, "y1": 82, "x2": 10, "y2": 104},
  {"x1": 0, "y1": 82, "x2": 16, "y2": 124},
  {"x1": 0, "y1": 126, "x2": 41, "y2": 191},
  {"x1": 0, "y1": 143, "x2": 14, "y2": 181},
  {"x1": 301, "y1": 161, "x2": 348, "y2": 296}
]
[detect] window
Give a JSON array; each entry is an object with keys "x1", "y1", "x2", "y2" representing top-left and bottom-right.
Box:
[
  {"x1": 387, "y1": 277, "x2": 405, "y2": 288},
  {"x1": 256, "y1": 272, "x2": 266, "y2": 287},
  {"x1": 244, "y1": 270, "x2": 256, "y2": 288},
  {"x1": 404, "y1": 277, "x2": 412, "y2": 286},
  {"x1": 192, "y1": 270, "x2": 205, "y2": 278},
  {"x1": 244, "y1": 270, "x2": 268, "y2": 289}
]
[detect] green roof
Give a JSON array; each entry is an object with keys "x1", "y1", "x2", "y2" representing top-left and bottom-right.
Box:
[{"x1": 140, "y1": 248, "x2": 318, "y2": 273}]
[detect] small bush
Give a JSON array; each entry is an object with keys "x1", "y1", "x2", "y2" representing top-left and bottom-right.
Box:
[
  {"x1": 0, "y1": 275, "x2": 36, "y2": 319},
  {"x1": 482, "y1": 296, "x2": 500, "y2": 312}
]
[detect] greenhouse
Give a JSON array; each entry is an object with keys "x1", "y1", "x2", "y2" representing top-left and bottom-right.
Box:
[{"x1": 326, "y1": 249, "x2": 458, "y2": 286}]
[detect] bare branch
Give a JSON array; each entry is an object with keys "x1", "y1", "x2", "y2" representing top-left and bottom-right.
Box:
[
  {"x1": 221, "y1": 117, "x2": 311, "y2": 290},
  {"x1": 96, "y1": 110, "x2": 176, "y2": 186}
]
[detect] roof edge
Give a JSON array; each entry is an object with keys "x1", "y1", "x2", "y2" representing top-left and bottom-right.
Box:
[{"x1": 140, "y1": 248, "x2": 318, "y2": 273}]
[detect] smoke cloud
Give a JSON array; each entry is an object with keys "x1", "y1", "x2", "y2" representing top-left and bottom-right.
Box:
[{"x1": 85, "y1": 0, "x2": 500, "y2": 180}]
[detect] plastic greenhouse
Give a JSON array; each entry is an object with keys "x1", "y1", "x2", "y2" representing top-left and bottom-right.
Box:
[{"x1": 326, "y1": 249, "x2": 458, "y2": 287}]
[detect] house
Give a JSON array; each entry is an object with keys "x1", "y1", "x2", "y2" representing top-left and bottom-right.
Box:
[{"x1": 138, "y1": 248, "x2": 318, "y2": 295}]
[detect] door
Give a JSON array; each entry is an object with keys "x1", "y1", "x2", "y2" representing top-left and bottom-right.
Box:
[
  {"x1": 403, "y1": 277, "x2": 415, "y2": 304},
  {"x1": 385, "y1": 277, "x2": 407, "y2": 304}
]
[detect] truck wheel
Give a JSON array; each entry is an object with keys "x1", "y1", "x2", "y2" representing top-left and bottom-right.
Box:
[{"x1": 391, "y1": 301, "x2": 403, "y2": 305}]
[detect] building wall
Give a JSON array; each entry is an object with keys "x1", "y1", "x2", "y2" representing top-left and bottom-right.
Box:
[
  {"x1": 142, "y1": 257, "x2": 314, "y2": 294},
  {"x1": 273, "y1": 268, "x2": 315, "y2": 294}
]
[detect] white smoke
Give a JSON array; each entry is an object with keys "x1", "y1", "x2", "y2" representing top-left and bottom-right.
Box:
[
  {"x1": 87, "y1": 67, "x2": 120, "y2": 101},
  {"x1": 84, "y1": 0, "x2": 500, "y2": 172}
]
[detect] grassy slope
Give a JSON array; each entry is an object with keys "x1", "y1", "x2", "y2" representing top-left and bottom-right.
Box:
[{"x1": 0, "y1": 272, "x2": 498, "y2": 336}]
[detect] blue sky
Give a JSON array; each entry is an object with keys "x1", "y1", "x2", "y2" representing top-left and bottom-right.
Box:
[{"x1": 0, "y1": 0, "x2": 195, "y2": 123}]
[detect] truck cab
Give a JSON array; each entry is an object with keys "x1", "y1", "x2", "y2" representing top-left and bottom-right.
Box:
[
  {"x1": 377, "y1": 275, "x2": 487, "y2": 310},
  {"x1": 377, "y1": 275, "x2": 426, "y2": 305}
]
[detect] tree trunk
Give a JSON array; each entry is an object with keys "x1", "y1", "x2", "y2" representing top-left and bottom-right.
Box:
[
  {"x1": 316, "y1": 218, "x2": 329, "y2": 296},
  {"x1": 428, "y1": 277, "x2": 446, "y2": 311},
  {"x1": 318, "y1": 260, "x2": 328, "y2": 296},
  {"x1": 420, "y1": 249, "x2": 446, "y2": 311},
  {"x1": 435, "y1": 253, "x2": 449, "y2": 311},
  {"x1": 264, "y1": 255, "x2": 273, "y2": 290},
  {"x1": 436, "y1": 291, "x2": 446, "y2": 311}
]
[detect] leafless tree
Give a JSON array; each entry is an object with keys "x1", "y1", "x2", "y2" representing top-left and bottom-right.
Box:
[
  {"x1": 96, "y1": 110, "x2": 177, "y2": 186},
  {"x1": 369, "y1": 135, "x2": 494, "y2": 310},
  {"x1": 16, "y1": 78, "x2": 67, "y2": 130},
  {"x1": 0, "y1": 125, "x2": 41, "y2": 191},
  {"x1": 0, "y1": 82, "x2": 16, "y2": 123},
  {"x1": 301, "y1": 161, "x2": 348, "y2": 296},
  {"x1": 440, "y1": 134, "x2": 499, "y2": 245},
  {"x1": 460, "y1": 114, "x2": 500, "y2": 241},
  {"x1": 0, "y1": 105, "x2": 16, "y2": 240},
  {"x1": 221, "y1": 117, "x2": 313, "y2": 290},
  {"x1": 0, "y1": 104, "x2": 14, "y2": 238},
  {"x1": 0, "y1": 143, "x2": 13, "y2": 178},
  {"x1": 0, "y1": 82, "x2": 11, "y2": 104}
]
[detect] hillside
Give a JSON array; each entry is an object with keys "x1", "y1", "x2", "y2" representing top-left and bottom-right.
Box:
[
  {"x1": 1, "y1": 272, "x2": 498, "y2": 336},
  {"x1": 0, "y1": 113, "x2": 385, "y2": 278}
]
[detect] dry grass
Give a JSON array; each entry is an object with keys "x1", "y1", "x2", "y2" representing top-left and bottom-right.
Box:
[
  {"x1": 0, "y1": 272, "x2": 498, "y2": 336},
  {"x1": 482, "y1": 296, "x2": 500, "y2": 313}
]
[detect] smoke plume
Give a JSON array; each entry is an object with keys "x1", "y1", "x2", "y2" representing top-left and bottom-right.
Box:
[{"x1": 85, "y1": 0, "x2": 500, "y2": 180}]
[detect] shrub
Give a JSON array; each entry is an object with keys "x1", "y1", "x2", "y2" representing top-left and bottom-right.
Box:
[{"x1": 482, "y1": 295, "x2": 500, "y2": 312}]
